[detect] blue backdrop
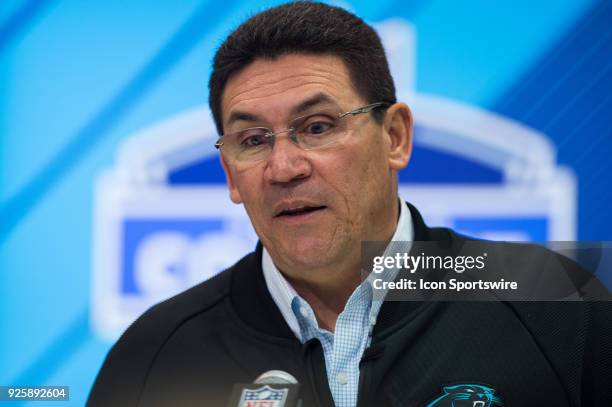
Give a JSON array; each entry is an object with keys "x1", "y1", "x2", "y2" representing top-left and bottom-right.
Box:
[{"x1": 1, "y1": 1, "x2": 611, "y2": 405}]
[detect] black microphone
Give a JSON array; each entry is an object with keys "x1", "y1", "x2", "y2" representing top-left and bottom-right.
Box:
[{"x1": 226, "y1": 370, "x2": 301, "y2": 407}]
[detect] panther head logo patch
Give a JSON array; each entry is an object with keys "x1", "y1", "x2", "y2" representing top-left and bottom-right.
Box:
[{"x1": 427, "y1": 384, "x2": 503, "y2": 407}]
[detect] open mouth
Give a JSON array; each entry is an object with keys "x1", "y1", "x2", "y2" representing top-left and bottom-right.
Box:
[{"x1": 276, "y1": 206, "x2": 326, "y2": 218}]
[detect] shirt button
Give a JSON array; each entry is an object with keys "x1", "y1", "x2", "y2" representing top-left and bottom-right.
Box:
[
  {"x1": 299, "y1": 306, "x2": 308, "y2": 317},
  {"x1": 369, "y1": 315, "x2": 377, "y2": 326},
  {"x1": 336, "y1": 372, "x2": 348, "y2": 385}
]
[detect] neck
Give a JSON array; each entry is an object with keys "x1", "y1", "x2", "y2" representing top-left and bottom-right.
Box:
[
  {"x1": 280, "y1": 199, "x2": 401, "y2": 332},
  {"x1": 286, "y1": 271, "x2": 359, "y2": 331}
]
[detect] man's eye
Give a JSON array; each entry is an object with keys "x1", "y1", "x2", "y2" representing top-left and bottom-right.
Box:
[
  {"x1": 238, "y1": 130, "x2": 269, "y2": 148},
  {"x1": 241, "y1": 135, "x2": 267, "y2": 147},
  {"x1": 304, "y1": 121, "x2": 334, "y2": 135}
]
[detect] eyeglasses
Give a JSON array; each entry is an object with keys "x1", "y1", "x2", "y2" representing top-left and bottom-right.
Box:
[{"x1": 215, "y1": 102, "x2": 389, "y2": 164}]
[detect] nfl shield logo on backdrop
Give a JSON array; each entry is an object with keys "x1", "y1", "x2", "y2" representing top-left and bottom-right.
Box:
[{"x1": 239, "y1": 385, "x2": 289, "y2": 407}]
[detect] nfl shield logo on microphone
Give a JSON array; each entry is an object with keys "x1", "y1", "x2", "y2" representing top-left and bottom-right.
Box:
[{"x1": 239, "y1": 385, "x2": 289, "y2": 407}]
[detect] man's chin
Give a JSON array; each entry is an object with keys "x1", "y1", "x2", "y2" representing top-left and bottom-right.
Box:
[{"x1": 272, "y1": 237, "x2": 342, "y2": 271}]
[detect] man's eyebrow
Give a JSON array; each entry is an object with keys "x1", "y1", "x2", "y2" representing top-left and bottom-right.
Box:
[
  {"x1": 290, "y1": 93, "x2": 337, "y2": 116},
  {"x1": 226, "y1": 111, "x2": 263, "y2": 129},
  {"x1": 225, "y1": 93, "x2": 338, "y2": 130}
]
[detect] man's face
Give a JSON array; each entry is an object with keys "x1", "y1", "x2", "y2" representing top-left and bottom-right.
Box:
[{"x1": 220, "y1": 53, "x2": 407, "y2": 277}]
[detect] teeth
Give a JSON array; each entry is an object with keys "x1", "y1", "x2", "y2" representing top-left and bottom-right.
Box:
[
  {"x1": 280, "y1": 206, "x2": 322, "y2": 216},
  {"x1": 285, "y1": 207, "x2": 308, "y2": 215}
]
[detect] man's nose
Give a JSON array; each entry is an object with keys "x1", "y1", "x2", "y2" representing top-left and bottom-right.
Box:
[{"x1": 263, "y1": 136, "x2": 312, "y2": 184}]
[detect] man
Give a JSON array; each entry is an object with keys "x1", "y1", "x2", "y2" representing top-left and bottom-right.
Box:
[{"x1": 88, "y1": 2, "x2": 611, "y2": 406}]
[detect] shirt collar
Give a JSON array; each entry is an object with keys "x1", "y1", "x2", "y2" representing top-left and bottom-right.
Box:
[
  {"x1": 262, "y1": 199, "x2": 414, "y2": 340},
  {"x1": 262, "y1": 248, "x2": 302, "y2": 338}
]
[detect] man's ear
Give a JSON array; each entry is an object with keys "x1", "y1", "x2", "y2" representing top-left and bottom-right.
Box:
[
  {"x1": 219, "y1": 154, "x2": 242, "y2": 204},
  {"x1": 383, "y1": 102, "x2": 413, "y2": 171}
]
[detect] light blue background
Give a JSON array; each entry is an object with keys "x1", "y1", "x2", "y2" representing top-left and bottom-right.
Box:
[{"x1": 1, "y1": 1, "x2": 610, "y2": 405}]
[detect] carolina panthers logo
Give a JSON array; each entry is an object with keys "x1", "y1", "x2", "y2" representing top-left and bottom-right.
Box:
[{"x1": 427, "y1": 384, "x2": 503, "y2": 407}]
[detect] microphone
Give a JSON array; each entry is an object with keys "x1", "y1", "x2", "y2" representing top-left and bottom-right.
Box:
[{"x1": 226, "y1": 370, "x2": 301, "y2": 407}]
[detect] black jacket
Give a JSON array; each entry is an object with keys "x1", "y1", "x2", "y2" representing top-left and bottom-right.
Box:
[{"x1": 88, "y1": 204, "x2": 612, "y2": 406}]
